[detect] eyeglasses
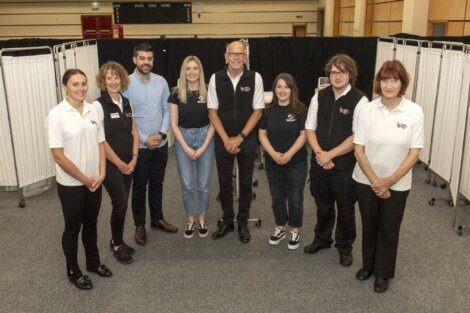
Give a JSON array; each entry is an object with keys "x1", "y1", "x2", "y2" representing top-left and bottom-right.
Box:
[
  {"x1": 226, "y1": 52, "x2": 247, "y2": 58},
  {"x1": 330, "y1": 70, "x2": 349, "y2": 77}
]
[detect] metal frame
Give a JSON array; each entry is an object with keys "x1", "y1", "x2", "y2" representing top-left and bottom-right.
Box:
[
  {"x1": 0, "y1": 46, "x2": 55, "y2": 208},
  {"x1": 453, "y1": 45, "x2": 470, "y2": 235},
  {"x1": 53, "y1": 39, "x2": 97, "y2": 102}
]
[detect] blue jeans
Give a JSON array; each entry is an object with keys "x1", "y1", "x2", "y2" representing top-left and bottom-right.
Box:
[
  {"x1": 174, "y1": 125, "x2": 214, "y2": 216},
  {"x1": 265, "y1": 158, "x2": 307, "y2": 228}
]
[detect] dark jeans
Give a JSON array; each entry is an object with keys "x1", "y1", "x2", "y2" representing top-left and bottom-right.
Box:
[
  {"x1": 265, "y1": 158, "x2": 307, "y2": 228},
  {"x1": 103, "y1": 164, "x2": 132, "y2": 246},
  {"x1": 309, "y1": 162, "x2": 356, "y2": 253},
  {"x1": 57, "y1": 183, "x2": 102, "y2": 275},
  {"x1": 355, "y1": 182, "x2": 409, "y2": 279},
  {"x1": 214, "y1": 137, "x2": 256, "y2": 225},
  {"x1": 132, "y1": 144, "x2": 168, "y2": 226}
]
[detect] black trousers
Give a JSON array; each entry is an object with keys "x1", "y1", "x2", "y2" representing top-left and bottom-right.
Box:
[
  {"x1": 132, "y1": 145, "x2": 168, "y2": 226},
  {"x1": 214, "y1": 137, "x2": 256, "y2": 226},
  {"x1": 265, "y1": 158, "x2": 307, "y2": 228},
  {"x1": 309, "y1": 162, "x2": 356, "y2": 253},
  {"x1": 57, "y1": 183, "x2": 102, "y2": 275},
  {"x1": 103, "y1": 164, "x2": 132, "y2": 246},
  {"x1": 355, "y1": 182, "x2": 409, "y2": 279}
]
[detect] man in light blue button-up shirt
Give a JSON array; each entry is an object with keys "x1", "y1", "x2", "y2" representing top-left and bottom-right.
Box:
[{"x1": 123, "y1": 43, "x2": 178, "y2": 245}]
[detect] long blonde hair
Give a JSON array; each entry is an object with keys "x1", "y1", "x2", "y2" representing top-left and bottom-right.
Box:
[{"x1": 173, "y1": 55, "x2": 207, "y2": 104}]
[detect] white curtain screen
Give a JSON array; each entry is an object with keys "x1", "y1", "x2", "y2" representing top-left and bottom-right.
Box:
[
  {"x1": 1, "y1": 54, "x2": 56, "y2": 188},
  {"x1": 395, "y1": 44, "x2": 419, "y2": 100},
  {"x1": 429, "y1": 49, "x2": 465, "y2": 182},
  {"x1": 0, "y1": 69, "x2": 17, "y2": 186},
  {"x1": 457, "y1": 53, "x2": 470, "y2": 200},
  {"x1": 415, "y1": 47, "x2": 442, "y2": 163},
  {"x1": 74, "y1": 44, "x2": 100, "y2": 102},
  {"x1": 375, "y1": 41, "x2": 394, "y2": 74}
]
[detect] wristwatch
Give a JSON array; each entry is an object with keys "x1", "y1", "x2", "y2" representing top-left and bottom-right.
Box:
[
  {"x1": 239, "y1": 132, "x2": 247, "y2": 139},
  {"x1": 159, "y1": 132, "x2": 167, "y2": 140}
]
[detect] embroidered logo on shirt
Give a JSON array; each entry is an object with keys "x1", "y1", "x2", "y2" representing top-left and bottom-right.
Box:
[
  {"x1": 240, "y1": 86, "x2": 251, "y2": 92},
  {"x1": 197, "y1": 96, "x2": 206, "y2": 103},
  {"x1": 397, "y1": 122, "x2": 408, "y2": 129},
  {"x1": 339, "y1": 107, "x2": 350, "y2": 115},
  {"x1": 286, "y1": 114, "x2": 296, "y2": 122},
  {"x1": 125, "y1": 112, "x2": 133, "y2": 118},
  {"x1": 90, "y1": 120, "x2": 97, "y2": 125}
]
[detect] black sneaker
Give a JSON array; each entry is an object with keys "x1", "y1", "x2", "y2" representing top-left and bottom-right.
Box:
[
  {"x1": 269, "y1": 226, "x2": 286, "y2": 245},
  {"x1": 288, "y1": 231, "x2": 300, "y2": 250},
  {"x1": 184, "y1": 222, "x2": 195, "y2": 238},
  {"x1": 198, "y1": 221, "x2": 208, "y2": 237}
]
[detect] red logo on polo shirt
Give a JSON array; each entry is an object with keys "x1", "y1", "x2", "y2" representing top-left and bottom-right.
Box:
[
  {"x1": 397, "y1": 122, "x2": 407, "y2": 129},
  {"x1": 91, "y1": 120, "x2": 97, "y2": 125},
  {"x1": 240, "y1": 86, "x2": 251, "y2": 92}
]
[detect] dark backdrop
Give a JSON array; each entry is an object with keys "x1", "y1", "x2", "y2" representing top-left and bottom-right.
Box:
[{"x1": 3, "y1": 35, "x2": 469, "y2": 104}]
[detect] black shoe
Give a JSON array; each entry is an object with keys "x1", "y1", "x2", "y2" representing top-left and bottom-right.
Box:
[
  {"x1": 303, "y1": 241, "x2": 331, "y2": 254},
  {"x1": 374, "y1": 278, "x2": 389, "y2": 293},
  {"x1": 86, "y1": 264, "x2": 113, "y2": 277},
  {"x1": 238, "y1": 224, "x2": 251, "y2": 243},
  {"x1": 67, "y1": 273, "x2": 93, "y2": 290},
  {"x1": 339, "y1": 252, "x2": 353, "y2": 267},
  {"x1": 356, "y1": 268, "x2": 372, "y2": 281},
  {"x1": 211, "y1": 223, "x2": 235, "y2": 239},
  {"x1": 113, "y1": 245, "x2": 133, "y2": 264},
  {"x1": 110, "y1": 239, "x2": 135, "y2": 256}
]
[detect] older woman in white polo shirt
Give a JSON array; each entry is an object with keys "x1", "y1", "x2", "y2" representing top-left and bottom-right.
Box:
[
  {"x1": 48, "y1": 69, "x2": 112, "y2": 290},
  {"x1": 353, "y1": 60, "x2": 424, "y2": 293}
]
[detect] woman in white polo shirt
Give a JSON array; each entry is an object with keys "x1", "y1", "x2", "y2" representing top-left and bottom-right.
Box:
[
  {"x1": 48, "y1": 69, "x2": 112, "y2": 290},
  {"x1": 353, "y1": 60, "x2": 424, "y2": 293}
]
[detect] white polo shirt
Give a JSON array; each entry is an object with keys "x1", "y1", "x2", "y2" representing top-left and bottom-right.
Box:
[
  {"x1": 48, "y1": 99, "x2": 105, "y2": 186},
  {"x1": 352, "y1": 96, "x2": 424, "y2": 191},
  {"x1": 207, "y1": 71, "x2": 265, "y2": 110},
  {"x1": 304, "y1": 84, "x2": 369, "y2": 132}
]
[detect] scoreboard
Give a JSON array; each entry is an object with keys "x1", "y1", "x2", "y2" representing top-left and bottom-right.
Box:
[{"x1": 113, "y1": 2, "x2": 192, "y2": 24}]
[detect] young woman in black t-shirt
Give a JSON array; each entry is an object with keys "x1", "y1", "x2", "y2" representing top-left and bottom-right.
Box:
[
  {"x1": 169, "y1": 56, "x2": 215, "y2": 238},
  {"x1": 258, "y1": 73, "x2": 308, "y2": 250}
]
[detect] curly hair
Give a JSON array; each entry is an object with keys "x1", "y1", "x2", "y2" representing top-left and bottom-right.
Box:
[{"x1": 96, "y1": 61, "x2": 129, "y2": 91}]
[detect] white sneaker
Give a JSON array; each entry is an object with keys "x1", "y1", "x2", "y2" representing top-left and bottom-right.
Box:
[
  {"x1": 184, "y1": 222, "x2": 195, "y2": 238},
  {"x1": 269, "y1": 226, "x2": 286, "y2": 245},
  {"x1": 288, "y1": 231, "x2": 300, "y2": 250}
]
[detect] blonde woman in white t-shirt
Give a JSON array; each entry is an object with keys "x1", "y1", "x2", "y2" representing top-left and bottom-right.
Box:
[
  {"x1": 353, "y1": 60, "x2": 424, "y2": 293},
  {"x1": 48, "y1": 69, "x2": 112, "y2": 290}
]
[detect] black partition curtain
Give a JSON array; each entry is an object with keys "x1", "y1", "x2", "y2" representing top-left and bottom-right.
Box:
[{"x1": 249, "y1": 37, "x2": 377, "y2": 104}]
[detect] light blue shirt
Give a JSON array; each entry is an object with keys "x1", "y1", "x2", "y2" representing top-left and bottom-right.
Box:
[{"x1": 123, "y1": 70, "x2": 170, "y2": 148}]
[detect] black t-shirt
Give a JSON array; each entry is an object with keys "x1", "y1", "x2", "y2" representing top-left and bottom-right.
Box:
[
  {"x1": 169, "y1": 89, "x2": 210, "y2": 128},
  {"x1": 259, "y1": 103, "x2": 308, "y2": 163}
]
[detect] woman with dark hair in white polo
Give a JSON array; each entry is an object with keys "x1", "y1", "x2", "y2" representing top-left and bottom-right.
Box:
[
  {"x1": 48, "y1": 69, "x2": 112, "y2": 290},
  {"x1": 353, "y1": 60, "x2": 424, "y2": 293}
]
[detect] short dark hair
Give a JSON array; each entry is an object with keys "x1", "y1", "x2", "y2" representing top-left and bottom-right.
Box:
[
  {"x1": 62, "y1": 68, "x2": 86, "y2": 85},
  {"x1": 133, "y1": 43, "x2": 153, "y2": 56},
  {"x1": 324, "y1": 54, "x2": 358, "y2": 86},
  {"x1": 374, "y1": 60, "x2": 410, "y2": 96}
]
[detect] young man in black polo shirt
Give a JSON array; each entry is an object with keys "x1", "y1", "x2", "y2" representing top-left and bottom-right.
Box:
[
  {"x1": 207, "y1": 40, "x2": 265, "y2": 243},
  {"x1": 304, "y1": 54, "x2": 368, "y2": 266}
]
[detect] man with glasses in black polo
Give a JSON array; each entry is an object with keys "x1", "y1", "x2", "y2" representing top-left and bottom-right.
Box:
[
  {"x1": 207, "y1": 40, "x2": 265, "y2": 243},
  {"x1": 304, "y1": 54, "x2": 368, "y2": 266}
]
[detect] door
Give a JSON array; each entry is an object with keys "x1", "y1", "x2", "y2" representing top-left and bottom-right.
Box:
[
  {"x1": 293, "y1": 25, "x2": 307, "y2": 37},
  {"x1": 81, "y1": 15, "x2": 113, "y2": 39}
]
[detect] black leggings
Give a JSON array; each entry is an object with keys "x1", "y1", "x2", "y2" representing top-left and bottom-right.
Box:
[
  {"x1": 57, "y1": 183, "x2": 102, "y2": 275},
  {"x1": 103, "y1": 165, "x2": 132, "y2": 246}
]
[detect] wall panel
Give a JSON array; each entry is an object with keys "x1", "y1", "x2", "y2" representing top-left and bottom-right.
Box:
[{"x1": 0, "y1": 0, "x2": 318, "y2": 39}]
